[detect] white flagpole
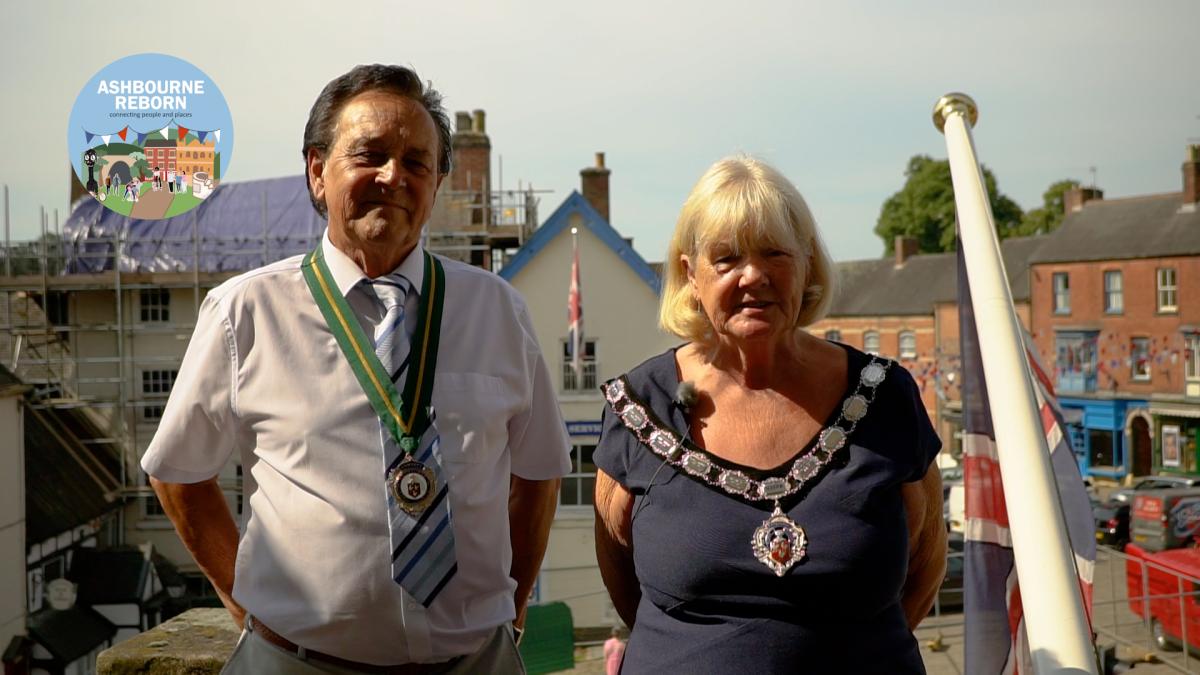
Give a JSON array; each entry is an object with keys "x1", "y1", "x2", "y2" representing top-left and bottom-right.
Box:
[{"x1": 934, "y1": 93, "x2": 1096, "y2": 674}]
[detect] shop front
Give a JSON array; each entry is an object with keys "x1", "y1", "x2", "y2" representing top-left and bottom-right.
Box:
[
  {"x1": 1149, "y1": 403, "x2": 1200, "y2": 478},
  {"x1": 1059, "y1": 396, "x2": 1148, "y2": 480}
]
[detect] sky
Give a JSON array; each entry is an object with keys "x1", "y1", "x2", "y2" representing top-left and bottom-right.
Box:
[{"x1": 3, "y1": 0, "x2": 1198, "y2": 263}]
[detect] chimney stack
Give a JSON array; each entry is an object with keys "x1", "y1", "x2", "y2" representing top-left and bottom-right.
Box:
[
  {"x1": 581, "y1": 152, "x2": 611, "y2": 223},
  {"x1": 1183, "y1": 144, "x2": 1200, "y2": 205},
  {"x1": 1063, "y1": 186, "x2": 1103, "y2": 214},
  {"x1": 894, "y1": 236, "x2": 919, "y2": 267},
  {"x1": 450, "y1": 109, "x2": 491, "y2": 198}
]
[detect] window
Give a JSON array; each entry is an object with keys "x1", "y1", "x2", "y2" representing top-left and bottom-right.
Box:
[
  {"x1": 561, "y1": 340, "x2": 597, "y2": 392},
  {"x1": 1052, "y1": 273, "x2": 1070, "y2": 314},
  {"x1": 899, "y1": 331, "x2": 917, "y2": 359},
  {"x1": 142, "y1": 369, "x2": 178, "y2": 420},
  {"x1": 1104, "y1": 271, "x2": 1123, "y2": 314},
  {"x1": 559, "y1": 444, "x2": 596, "y2": 507},
  {"x1": 1056, "y1": 332, "x2": 1098, "y2": 392},
  {"x1": 824, "y1": 329, "x2": 842, "y2": 342},
  {"x1": 1158, "y1": 268, "x2": 1178, "y2": 312},
  {"x1": 1186, "y1": 334, "x2": 1200, "y2": 381},
  {"x1": 139, "y1": 288, "x2": 170, "y2": 322},
  {"x1": 1131, "y1": 337, "x2": 1151, "y2": 381},
  {"x1": 863, "y1": 331, "x2": 880, "y2": 355}
]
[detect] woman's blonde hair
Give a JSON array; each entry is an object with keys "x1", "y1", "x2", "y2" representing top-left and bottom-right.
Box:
[{"x1": 659, "y1": 154, "x2": 836, "y2": 343}]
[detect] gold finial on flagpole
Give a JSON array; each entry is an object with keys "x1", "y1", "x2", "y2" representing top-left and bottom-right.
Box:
[{"x1": 932, "y1": 92, "x2": 979, "y2": 134}]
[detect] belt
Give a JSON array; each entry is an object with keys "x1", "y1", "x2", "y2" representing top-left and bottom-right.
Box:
[{"x1": 248, "y1": 616, "x2": 453, "y2": 675}]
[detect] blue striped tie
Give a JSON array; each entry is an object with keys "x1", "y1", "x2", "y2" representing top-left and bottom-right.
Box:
[{"x1": 368, "y1": 276, "x2": 458, "y2": 607}]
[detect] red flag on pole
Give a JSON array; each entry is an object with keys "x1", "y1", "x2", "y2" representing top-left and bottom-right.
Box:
[{"x1": 568, "y1": 232, "x2": 584, "y2": 383}]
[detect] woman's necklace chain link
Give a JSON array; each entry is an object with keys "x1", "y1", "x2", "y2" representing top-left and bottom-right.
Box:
[{"x1": 602, "y1": 356, "x2": 892, "y2": 503}]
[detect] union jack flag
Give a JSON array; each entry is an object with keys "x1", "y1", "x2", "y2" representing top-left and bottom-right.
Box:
[
  {"x1": 567, "y1": 235, "x2": 583, "y2": 380},
  {"x1": 959, "y1": 243, "x2": 1095, "y2": 674}
]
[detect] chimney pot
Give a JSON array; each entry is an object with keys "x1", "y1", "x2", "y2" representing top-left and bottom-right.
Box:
[
  {"x1": 595, "y1": 152, "x2": 605, "y2": 169},
  {"x1": 1184, "y1": 144, "x2": 1200, "y2": 205},
  {"x1": 894, "y1": 236, "x2": 919, "y2": 267},
  {"x1": 1063, "y1": 186, "x2": 1103, "y2": 214},
  {"x1": 455, "y1": 111, "x2": 472, "y2": 134},
  {"x1": 472, "y1": 109, "x2": 486, "y2": 134}
]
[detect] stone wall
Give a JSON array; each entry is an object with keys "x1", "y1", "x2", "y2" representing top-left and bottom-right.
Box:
[{"x1": 97, "y1": 608, "x2": 238, "y2": 675}]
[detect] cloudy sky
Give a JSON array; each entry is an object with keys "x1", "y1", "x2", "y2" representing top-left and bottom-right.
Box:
[{"x1": 4, "y1": 0, "x2": 1198, "y2": 263}]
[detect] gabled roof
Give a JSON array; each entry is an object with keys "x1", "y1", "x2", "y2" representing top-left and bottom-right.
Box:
[
  {"x1": 499, "y1": 191, "x2": 661, "y2": 294},
  {"x1": 27, "y1": 607, "x2": 115, "y2": 663},
  {"x1": 829, "y1": 235, "x2": 1045, "y2": 317},
  {"x1": 1029, "y1": 193, "x2": 1200, "y2": 264},
  {"x1": 62, "y1": 175, "x2": 324, "y2": 273},
  {"x1": 25, "y1": 405, "x2": 121, "y2": 543},
  {"x1": 69, "y1": 548, "x2": 152, "y2": 605}
]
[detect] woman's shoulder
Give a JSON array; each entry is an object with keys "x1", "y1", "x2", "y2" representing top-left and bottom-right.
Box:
[{"x1": 609, "y1": 346, "x2": 683, "y2": 397}]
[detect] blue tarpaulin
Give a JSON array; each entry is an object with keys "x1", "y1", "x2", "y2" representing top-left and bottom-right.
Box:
[{"x1": 62, "y1": 175, "x2": 326, "y2": 273}]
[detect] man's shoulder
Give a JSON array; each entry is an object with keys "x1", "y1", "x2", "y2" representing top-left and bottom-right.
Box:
[
  {"x1": 435, "y1": 254, "x2": 526, "y2": 309},
  {"x1": 207, "y1": 254, "x2": 308, "y2": 305}
]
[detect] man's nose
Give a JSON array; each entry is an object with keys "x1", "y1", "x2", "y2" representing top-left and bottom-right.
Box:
[{"x1": 377, "y1": 158, "x2": 406, "y2": 189}]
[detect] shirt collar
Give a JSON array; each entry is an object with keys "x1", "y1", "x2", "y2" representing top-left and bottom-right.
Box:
[{"x1": 321, "y1": 229, "x2": 426, "y2": 298}]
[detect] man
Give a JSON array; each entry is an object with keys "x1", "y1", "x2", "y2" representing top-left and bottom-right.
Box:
[{"x1": 144, "y1": 64, "x2": 569, "y2": 674}]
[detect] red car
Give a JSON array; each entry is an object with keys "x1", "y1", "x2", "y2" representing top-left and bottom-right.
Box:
[{"x1": 1125, "y1": 543, "x2": 1200, "y2": 651}]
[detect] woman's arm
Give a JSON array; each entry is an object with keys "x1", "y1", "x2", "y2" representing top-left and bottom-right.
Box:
[
  {"x1": 900, "y1": 463, "x2": 947, "y2": 630},
  {"x1": 595, "y1": 468, "x2": 640, "y2": 627}
]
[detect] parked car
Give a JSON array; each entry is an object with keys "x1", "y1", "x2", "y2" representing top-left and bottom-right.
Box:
[
  {"x1": 1131, "y1": 488, "x2": 1200, "y2": 552},
  {"x1": 1125, "y1": 543, "x2": 1200, "y2": 651},
  {"x1": 941, "y1": 465, "x2": 963, "y2": 533},
  {"x1": 1111, "y1": 475, "x2": 1200, "y2": 505},
  {"x1": 1093, "y1": 499, "x2": 1131, "y2": 549}
]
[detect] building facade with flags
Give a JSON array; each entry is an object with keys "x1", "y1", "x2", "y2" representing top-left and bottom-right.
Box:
[
  {"x1": 1027, "y1": 154, "x2": 1200, "y2": 481},
  {"x1": 501, "y1": 155, "x2": 675, "y2": 630}
]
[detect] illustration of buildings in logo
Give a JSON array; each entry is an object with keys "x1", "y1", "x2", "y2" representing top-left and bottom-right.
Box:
[{"x1": 75, "y1": 123, "x2": 224, "y2": 219}]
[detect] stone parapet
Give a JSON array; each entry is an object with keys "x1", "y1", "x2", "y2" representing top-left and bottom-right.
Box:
[{"x1": 97, "y1": 608, "x2": 238, "y2": 675}]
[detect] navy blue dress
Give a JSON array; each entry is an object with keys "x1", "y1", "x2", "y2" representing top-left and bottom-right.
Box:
[{"x1": 594, "y1": 344, "x2": 941, "y2": 674}]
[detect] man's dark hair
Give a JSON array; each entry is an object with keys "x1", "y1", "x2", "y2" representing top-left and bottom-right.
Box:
[{"x1": 302, "y1": 64, "x2": 453, "y2": 217}]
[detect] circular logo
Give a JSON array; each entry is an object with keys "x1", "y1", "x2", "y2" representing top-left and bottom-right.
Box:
[{"x1": 68, "y1": 53, "x2": 234, "y2": 220}]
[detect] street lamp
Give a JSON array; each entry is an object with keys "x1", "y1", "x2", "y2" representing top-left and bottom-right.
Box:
[{"x1": 83, "y1": 149, "x2": 98, "y2": 195}]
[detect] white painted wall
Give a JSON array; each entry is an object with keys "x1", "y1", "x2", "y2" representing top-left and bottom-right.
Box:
[
  {"x1": 0, "y1": 393, "x2": 27, "y2": 650},
  {"x1": 508, "y1": 215, "x2": 675, "y2": 628}
]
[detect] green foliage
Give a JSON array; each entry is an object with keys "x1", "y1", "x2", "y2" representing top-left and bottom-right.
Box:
[
  {"x1": 212, "y1": 152, "x2": 221, "y2": 180},
  {"x1": 875, "y1": 155, "x2": 1024, "y2": 254},
  {"x1": 1014, "y1": 179, "x2": 1080, "y2": 236}
]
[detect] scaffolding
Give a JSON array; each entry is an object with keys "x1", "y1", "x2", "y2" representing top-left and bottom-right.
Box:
[{"x1": 0, "y1": 179, "x2": 545, "y2": 509}]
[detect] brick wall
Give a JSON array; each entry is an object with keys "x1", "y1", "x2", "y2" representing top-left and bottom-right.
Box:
[{"x1": 1031, "y1": 256, "x2": 1200, "y2": 396}]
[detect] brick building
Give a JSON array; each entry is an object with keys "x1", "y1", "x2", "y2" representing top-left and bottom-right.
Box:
[
  {"x1": 811, "y1": 235, "x2": 1041, "y2": 463},
  {"x1": 1028, "y1": 145, "x2": 1200, "y2": 480},
  {"x1": 141, "y1": 139, "x2": 176, "y2": 175}
]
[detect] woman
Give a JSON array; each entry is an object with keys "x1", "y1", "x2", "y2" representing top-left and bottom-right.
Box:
[{"x1": 593, "y1": 155, "x2": 945, "y2": 673}]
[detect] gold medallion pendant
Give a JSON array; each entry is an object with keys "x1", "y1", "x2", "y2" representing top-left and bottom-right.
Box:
[{"x1": 389, "y1": 460, "x2": 438, "y2": 516}]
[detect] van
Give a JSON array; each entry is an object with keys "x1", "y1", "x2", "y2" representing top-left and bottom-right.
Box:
[
  {"x1": 1125, "y1": 543, "x2": 1200, "y2": 651},
  {"x1": 1130, "y1": 488, "x2": 1200, "y2": 552}
]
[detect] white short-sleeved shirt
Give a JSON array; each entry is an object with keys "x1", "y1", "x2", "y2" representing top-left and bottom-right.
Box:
[{"x1": 142, "y1": 232, "x2": 571, "y2": 665}]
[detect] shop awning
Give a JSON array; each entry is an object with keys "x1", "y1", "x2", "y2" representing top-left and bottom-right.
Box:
[{"x1": 1149, "y1": 403, "x2": 1200, "y2": 419}]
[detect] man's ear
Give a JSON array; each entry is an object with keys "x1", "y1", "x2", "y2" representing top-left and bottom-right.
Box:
[{"x1": 306, "y1": 148, "x2": 326, "y2": 206}]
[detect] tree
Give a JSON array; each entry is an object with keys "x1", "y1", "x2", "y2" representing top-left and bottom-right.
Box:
[
  {"x1": 1013, "y1": 179, "x2": 1080, "y2": 236},
  {"x1": 875, "y1": 155, "x2": 1023, "y2": 254},
  {"x1": 130, "y1": 152, "x2": 149, "y2": 181}
]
